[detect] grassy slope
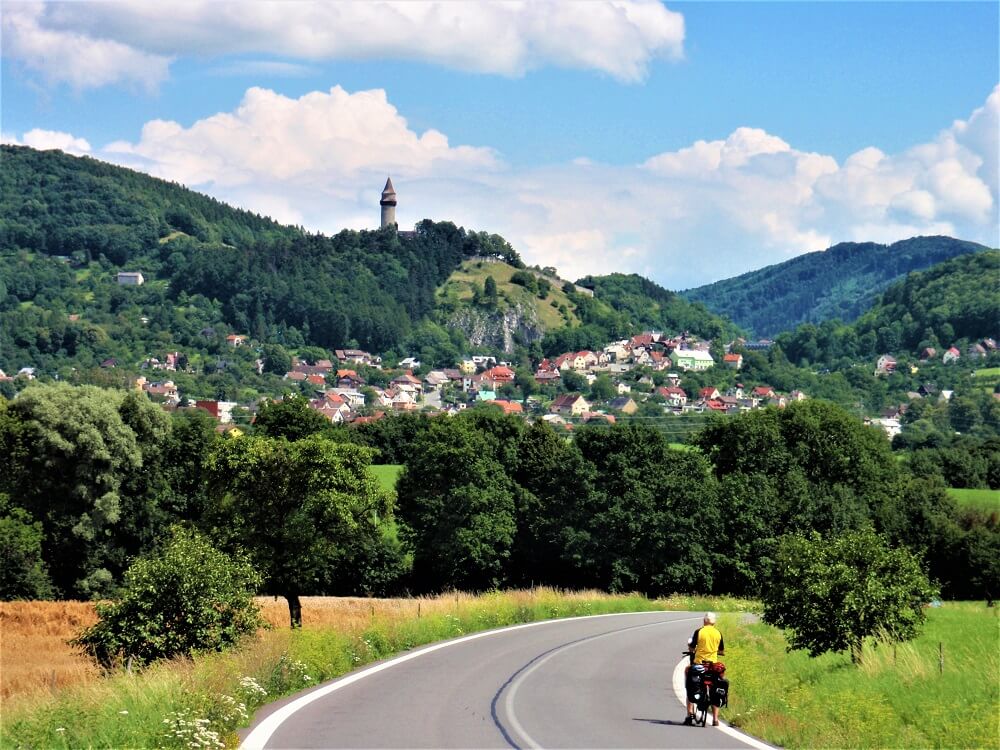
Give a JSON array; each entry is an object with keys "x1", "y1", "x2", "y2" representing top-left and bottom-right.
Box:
[
  {"x1": 438, "y1": 260, "x2": 584, "y2": 330},
  {"x1": 721, "y1": 602, "x2": 999, "y2": 749}
]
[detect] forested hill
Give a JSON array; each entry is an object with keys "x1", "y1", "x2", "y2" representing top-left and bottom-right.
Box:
[
  {"x1": 776, "y1": 249, "x2": 1000, "y2": 367},
  {"x1": 1, "y1": 146, "x2": 737, "y2": 381},
  {"x1": 682, "y1": 236, "x2": 992, "y2": 338},
  {"x1": 0, "y1": 145, "x2": 521, "y2": 363}
]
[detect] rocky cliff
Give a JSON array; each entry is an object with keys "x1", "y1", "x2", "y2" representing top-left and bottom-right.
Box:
[{"x1": 446, "y1": 301, "x2": 546, "y2": 353}]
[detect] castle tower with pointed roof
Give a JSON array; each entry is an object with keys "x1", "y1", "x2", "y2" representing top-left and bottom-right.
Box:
[{"x1": 380, "y1": 177, "x2": 397, "y2": 229}]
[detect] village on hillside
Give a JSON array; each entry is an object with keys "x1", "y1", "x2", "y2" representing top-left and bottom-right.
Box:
[{"x1": 5, "y1": 326, "x2": 992, "y2": 440}]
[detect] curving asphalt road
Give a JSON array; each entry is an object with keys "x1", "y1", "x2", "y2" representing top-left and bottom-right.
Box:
[{"x1": 240, "y1": 611, "x2": 775, "y2": 750}]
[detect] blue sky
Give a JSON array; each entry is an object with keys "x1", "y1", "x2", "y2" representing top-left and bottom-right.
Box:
[{"x1": 3, "y1": 1, "x2": 998, "y2": 288}]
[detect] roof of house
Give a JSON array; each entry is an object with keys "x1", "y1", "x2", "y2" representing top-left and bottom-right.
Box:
[
  {"x1": 488, "y1": 400, "x2": 523, "y2": 414},
  {"x1": 551, "y1": 393, "x2": 586, "y2": 408}
]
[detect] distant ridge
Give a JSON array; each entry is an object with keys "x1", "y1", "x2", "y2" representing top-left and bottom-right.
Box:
[{"x1": 681, "y1": 236, "x2": 992, "y2": 338}]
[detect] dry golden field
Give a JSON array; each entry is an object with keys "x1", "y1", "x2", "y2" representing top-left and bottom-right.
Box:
[
  {"x1": 2, "y1": 591, "x2": 608, "y2": 704},
  {"x1": 0, "y1": 600, "x2": 101, "y2": 699}
]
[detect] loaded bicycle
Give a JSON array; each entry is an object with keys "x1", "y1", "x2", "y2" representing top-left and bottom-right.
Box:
[{"x1": 682, "y1": 651, "x2": 729, "y2": 727}]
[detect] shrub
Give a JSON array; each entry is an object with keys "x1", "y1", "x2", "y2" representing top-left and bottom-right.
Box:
[{"x1": 73, "y1": 527, "x2": 264, "y2": 668}]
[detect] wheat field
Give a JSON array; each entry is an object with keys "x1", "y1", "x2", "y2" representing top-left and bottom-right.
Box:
[{"x1": 0, "y1": 600, "x2": 101, "y2": 699}]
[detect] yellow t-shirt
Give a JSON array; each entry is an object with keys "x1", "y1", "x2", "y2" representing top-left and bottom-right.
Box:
[{"x1": 691, "y1": 624, "x2": 724, "y2": 664}]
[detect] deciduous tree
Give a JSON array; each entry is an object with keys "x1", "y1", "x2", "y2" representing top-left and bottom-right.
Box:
[
  {"x1": 762, "y1": 529, "x2": 937, "y2": 663},
  {"x1": 207, "y1": 435, "x2": 390, "y2": 627}
]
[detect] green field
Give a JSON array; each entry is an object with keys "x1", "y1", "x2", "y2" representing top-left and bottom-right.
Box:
[
  {"x1": 948, "y1": 487, "x2": 1000, "y2": 514},
  {"x1": 370, "y1": 464, "x2": 403, "y2": 493},
  {"x1": 721, "y1": 602, "x2": 1000, "y2": 749}
]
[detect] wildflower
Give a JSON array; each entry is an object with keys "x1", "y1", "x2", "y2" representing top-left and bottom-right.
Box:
[
  {"x1": 55, "y1": 728, "x2": 66, "y2": 733},
  {"x1": 119, "y1": 710, "x2": 129, "y2": 715}
]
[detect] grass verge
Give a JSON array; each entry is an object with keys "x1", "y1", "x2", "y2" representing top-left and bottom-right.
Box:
[
  {"x1": 719, "y1": 602, "x2": 999, "y2": 749},
  {"x1": 2, "y1": 590, "x2": 748, "y2": 749}
]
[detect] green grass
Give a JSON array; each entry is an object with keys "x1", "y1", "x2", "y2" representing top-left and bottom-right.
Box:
[
  {"x1": 948, "y1": 488, "x2": 1000, "y2": 514},
  {"x1": 438, "y1": 260, "x2": 583, "y2": 329},
  {"x1": 720, "y1": 602, "x2": 1000, "y2": 749},
  {"x1": 973, "y1": 367, "x2": 1000, "y2": 380},
  {"x1": 369, "y1": 464, "x2": 403, "y2": 493}
]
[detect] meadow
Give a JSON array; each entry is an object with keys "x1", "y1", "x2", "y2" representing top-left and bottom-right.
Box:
[
  {"x1": 368, "y1": 463, "x2": 403, "y2": 493},
  {"x1": 719, "y1": 602, "x2": 999, "y2": 749},
  {"x1": 948, "y1": 487, "x2": 1000, "y2": 515}
]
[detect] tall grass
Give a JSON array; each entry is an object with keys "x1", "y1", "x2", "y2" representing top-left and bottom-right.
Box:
[
  {"x1": 719, "y1": 602, "x2": 1000, "y2": 749},
  {"x1": 3, "y1": 590, "x2": 749, "y2": 749}
]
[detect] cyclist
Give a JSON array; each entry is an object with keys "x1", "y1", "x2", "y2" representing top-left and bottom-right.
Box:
[{"x1": 683, "y1": 612, "x2": 725, "y2": 726}]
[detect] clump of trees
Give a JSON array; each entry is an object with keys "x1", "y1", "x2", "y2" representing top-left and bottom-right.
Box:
[{"x1": 2, "y1": 385, "x2": 996, "y2": 670}]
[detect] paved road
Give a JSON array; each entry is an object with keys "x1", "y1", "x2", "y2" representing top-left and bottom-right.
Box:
[{"x1": 241, "y1": 611, "x2": 772, "y2": 749}]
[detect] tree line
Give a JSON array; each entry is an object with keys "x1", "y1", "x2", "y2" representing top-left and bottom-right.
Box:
[{"x1": 2, "y1": 385, "x2": 995, "y2": 619}]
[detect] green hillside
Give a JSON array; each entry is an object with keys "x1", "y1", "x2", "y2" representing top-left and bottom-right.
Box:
[
  {"x1": 0, "y1": 146, "x2": 521, "y2": 386},
  {"x1": 683, "y1": 236, "x2": 992, "y2": 338},
  {"x1": 0, "y1": 145, "x2": 736, "y2": 388},
  {"x1": 776, "y1": 250, "x2": 1000, "y2": 368}
]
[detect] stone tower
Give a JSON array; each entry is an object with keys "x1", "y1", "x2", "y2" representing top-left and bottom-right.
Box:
[{"x1": 380, "y1": 176, "x2": 397, "y2": 229}]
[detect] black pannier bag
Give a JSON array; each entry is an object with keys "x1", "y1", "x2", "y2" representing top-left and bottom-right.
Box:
[
  {"x1": 711, "y1": 676, "x2": 729, "y2": 707},
  {"x1": 686, "y1": 664, "x2": 707, "y2": 702}
]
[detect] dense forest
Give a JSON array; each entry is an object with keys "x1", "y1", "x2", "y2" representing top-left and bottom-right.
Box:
[
  {"x1": 775, "y1": 251, "x2": 1000, "y2": 368},
  {"x1": 683, "y1": 236, "x2": 991, "y2": 338}
]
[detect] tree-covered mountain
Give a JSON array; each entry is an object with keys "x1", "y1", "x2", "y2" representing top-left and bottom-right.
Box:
[
  {"x1": 0, "y1": 146, "x2": 520, "y2": 379},
  {"x1": 776, "y1": 249, "x2": 1000, "y2": 367},
  {"x1": 683, "y1": 236, "x2": 992, "y2": 338},
  {"x1": 0, "y1": 145, "x2": 737, "y2": 385}
]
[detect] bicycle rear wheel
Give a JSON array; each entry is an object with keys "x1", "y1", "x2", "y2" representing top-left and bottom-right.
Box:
[{"x1": 696, "y1": 700, "x2": 708, "y2": 727}]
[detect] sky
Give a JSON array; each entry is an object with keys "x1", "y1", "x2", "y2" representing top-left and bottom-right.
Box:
[{"x1": 2, "y1": 1, "x2": 998, "y2": 289}]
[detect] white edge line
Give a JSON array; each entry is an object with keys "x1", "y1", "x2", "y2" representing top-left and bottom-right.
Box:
[
  {"x1": 241, "y1": 609, "x2": 671, "y2": 750},
  {"x1": 671, "y1": 656, "x2": 778, "y2": 750}
]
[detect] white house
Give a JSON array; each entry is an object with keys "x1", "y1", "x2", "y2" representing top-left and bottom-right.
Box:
[
  {"x1": 670, "y1": 349, "x2": 714, "y2": 371},
  {"x1": 117, "y1": 271, "x2": 145, "y2": 286}
]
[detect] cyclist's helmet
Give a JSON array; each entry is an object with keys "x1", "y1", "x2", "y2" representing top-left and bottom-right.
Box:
[{"x1": 691, "y1": 663, "x2": 707, "y2": 674}]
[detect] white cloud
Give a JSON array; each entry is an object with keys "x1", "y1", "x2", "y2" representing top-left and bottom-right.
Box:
[
  {"x1": 3, "y1": 128, "x2": 92, "y2": 155},
  {"x1": 1, "y1": 2, "x2": 170, "y2": 91},
  {"x1": 7, "y1": 84, "x2": 997, "y2": 288},
  {"x1": 105, "y1": 85, "x2": 498, "y2": 189},
  {"x1": 4, "y1": 1, "x2": 684, "y2": 90}
]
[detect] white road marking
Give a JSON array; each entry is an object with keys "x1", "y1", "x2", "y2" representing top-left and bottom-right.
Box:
[
  {"x1": 240, "y1": 610, "x2": 671, "y2": 750},
  {"x1": 671, "y1": 655, "x2": 777, "y2": 750},
  {"x1": 501, "y1": 617, "x2": 698, "y2": 749}
]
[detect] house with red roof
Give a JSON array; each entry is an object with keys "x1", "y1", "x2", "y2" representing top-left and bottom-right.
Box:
[
  {"x1": 488, "y1": 400, "x2": 524, "y2": 415},
  {"x1": 723, "y1": 353, "x2": 743, "y2": 369}
]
